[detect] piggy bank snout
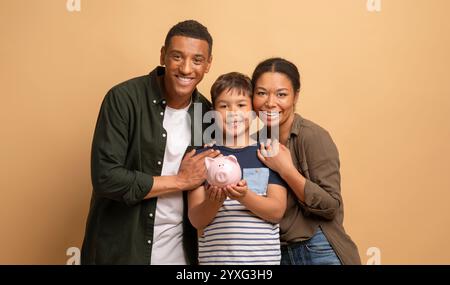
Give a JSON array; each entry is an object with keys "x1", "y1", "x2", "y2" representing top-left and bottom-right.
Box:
[{"x1": 215, "y1": 171, "x2": 228, "y2": 184}]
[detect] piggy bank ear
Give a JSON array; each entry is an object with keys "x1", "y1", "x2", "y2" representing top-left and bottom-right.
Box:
[
  {"x1": 226, "y1": 155, "x2": 238, "y2": 164},
  {"x1": 205, "y1": 157, "x2": 214, "y2": 169}
]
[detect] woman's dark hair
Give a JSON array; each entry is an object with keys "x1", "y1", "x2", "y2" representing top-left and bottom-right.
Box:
[
  {"x1": 251, "y1": 57, "x2": 301, "y2": 92},
  {"x1": 210, "y1": 72, "x2": 252, "y2": 106},
  {"x1": 165, "y1": 20, "x2": 213, "y2": 56}
]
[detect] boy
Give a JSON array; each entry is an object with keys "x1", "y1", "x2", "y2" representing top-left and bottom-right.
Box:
[{"x1": 188, "y1": 72, "x2": 287, "y2": 265}]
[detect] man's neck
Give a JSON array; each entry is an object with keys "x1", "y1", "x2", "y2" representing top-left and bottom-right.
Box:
[{"x1": 160, "y1": 75, "x2": 192, "y2": 109}]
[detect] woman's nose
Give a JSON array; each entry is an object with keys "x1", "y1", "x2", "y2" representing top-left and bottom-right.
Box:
[{"x1": 265, "y1": 94, "x2": 277, "y2": 108}]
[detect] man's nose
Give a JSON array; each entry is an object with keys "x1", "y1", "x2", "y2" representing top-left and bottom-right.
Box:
[{"x1": 179, "y1": 59, "x2": 193, "y2": 75}]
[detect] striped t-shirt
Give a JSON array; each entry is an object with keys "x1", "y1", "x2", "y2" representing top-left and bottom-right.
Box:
[{"x1": 197, "y1": 145, "x2": 286, "y2": 265}]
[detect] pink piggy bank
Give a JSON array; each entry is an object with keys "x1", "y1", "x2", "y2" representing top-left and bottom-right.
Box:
[{"x1": 205, "y1": 155, "x2": 242, "y2": 187}]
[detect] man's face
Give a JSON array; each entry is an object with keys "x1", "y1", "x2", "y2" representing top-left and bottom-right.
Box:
[{"x1": 160, "y1": 36, "x2": 212, "y2": 103}]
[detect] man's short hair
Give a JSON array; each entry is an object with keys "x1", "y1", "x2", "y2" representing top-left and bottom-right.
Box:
[{"x1": 164, "y1": 20, "x2": 213, "y2": 56}]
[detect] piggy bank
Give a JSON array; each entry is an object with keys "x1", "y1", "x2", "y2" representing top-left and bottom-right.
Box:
[{"x1": 205, "y1": 155, "x2": 242, "y2": 187}]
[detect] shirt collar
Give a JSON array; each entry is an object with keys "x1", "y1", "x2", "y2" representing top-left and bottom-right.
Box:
[{"x1": 290, "y1": 113, "x2": 303, "y2": 137}]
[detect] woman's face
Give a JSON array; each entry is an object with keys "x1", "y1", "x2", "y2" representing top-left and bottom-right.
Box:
[{"x1": 252, "y1": 72, "x2": 298, "y2": 128}]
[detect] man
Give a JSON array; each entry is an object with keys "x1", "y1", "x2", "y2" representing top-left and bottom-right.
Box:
[{"x1": 81, "y1": 20, "x2": 219, "y2": 264}]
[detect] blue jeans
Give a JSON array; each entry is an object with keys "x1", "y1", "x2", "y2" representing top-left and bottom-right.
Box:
[{"x1": 281, "y1": 228, "x2": 342, "y2": 265}]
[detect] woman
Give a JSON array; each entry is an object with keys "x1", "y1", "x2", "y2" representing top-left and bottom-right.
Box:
[{"x1": 252, "y1": 57, "x2": 361, "y2": 265}]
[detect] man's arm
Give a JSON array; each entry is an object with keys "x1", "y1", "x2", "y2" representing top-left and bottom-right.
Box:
[
  {"x1": 91, "y1": 89, "x2": 154, "y2": 206},
  {"x1": 91, "y1": 89, "x2": 219, "y2": 205},
  {"x1": 144, "y1": 149, "x2": 220, "y2": 199}
]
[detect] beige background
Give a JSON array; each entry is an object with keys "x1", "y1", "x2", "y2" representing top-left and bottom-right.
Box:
[{"x1": 1, "y1": 0, "x2": 449, "y2": 264}]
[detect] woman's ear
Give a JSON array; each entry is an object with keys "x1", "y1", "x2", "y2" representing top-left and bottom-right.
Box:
[{"x1": 294, "y1": 90, "x2": 300, "y2": 106}]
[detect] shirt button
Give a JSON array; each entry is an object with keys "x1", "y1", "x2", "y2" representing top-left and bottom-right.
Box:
[
  {"x1": 147, "y1": 240, "x2": 152, "y2": 244},
  {"x1": 157, "y1": 161, "x2": 161, "y2": 165},
  {"x1": 162, "y1": 133, "x2": 166, "y2": 138},
  {"x1": 149, "y1": 213, "x2": 154, "y2": 218},
  {"x1": 160, "y1": 112, "x2": 164, "y2": 116},
  {"x1": 152, "y1": 100, "x2": 157, "y2": 104}
]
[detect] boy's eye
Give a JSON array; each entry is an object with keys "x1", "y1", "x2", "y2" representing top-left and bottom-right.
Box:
[
  {"x1": 238, "y1": 104, "x2": 247, "y2": 107},
  {"x1": 218, "y1": 105, "x2": 227, "y2": 109},
  {"x1": 172, "y1": 54, "x2": 182, "y2": 60}
]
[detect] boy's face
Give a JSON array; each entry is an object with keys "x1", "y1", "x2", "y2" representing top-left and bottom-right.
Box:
[{"x1": 214, "y1": 89, "x2": 253, "y2": 140}]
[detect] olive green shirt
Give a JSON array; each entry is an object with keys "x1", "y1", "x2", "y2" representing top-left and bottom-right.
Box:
[
  {"x1": 81, "y1": 66, "x2": 212, "y2": 264},
  {"x1": 281, "y1": 113, "x2": 361, "y2": 265}
]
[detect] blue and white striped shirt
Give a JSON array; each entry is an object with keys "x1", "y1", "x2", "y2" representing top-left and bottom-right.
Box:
[{"x1": 197, "y1": 145, "x2": 285, "y2": 265}]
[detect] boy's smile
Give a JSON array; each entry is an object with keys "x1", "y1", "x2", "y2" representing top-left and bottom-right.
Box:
[{"x1": 214, "y1": 89, "x2": 253, "y2": 146}]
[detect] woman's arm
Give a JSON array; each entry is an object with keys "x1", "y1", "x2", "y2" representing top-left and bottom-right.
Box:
[
  {"x1": 188, "y1": 184, "x2": 225, "y2": 230},
  {"x1": 225, "y1": 181, "x2": 287, "y2": 224},
  {"x1": 258, "y1": 136, "x2": 341, "y2": 220}
]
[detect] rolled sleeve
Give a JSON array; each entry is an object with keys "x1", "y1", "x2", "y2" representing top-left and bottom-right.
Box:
[
  {"x1": 298, "y1": 127, "x2": 342, "y2": 220},
  {"x1": 91, "y1": 89, "x2": 152, "y2": 206}
]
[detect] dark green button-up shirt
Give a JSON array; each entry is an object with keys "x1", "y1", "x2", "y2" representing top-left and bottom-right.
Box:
[{"x1": 81, "y1": 66, "x2": 212, "y2": 264}]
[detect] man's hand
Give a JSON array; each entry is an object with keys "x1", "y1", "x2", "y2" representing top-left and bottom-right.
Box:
[
  {"x1": 224, "y1": 180, "x2": 248, "y2": 201},
  {"x1": 177, "y1": 148, "x2": 220, "y2": 191}
]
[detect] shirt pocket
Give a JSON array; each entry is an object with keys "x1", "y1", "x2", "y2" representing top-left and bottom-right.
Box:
[{"x1": 243, "y1": 168, "x2": 270, "y2": 196}]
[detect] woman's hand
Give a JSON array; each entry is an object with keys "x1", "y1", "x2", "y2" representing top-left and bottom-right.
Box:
[
  {"x1": 224, "y1": 180, "x2": 248, "y2": 201},
  {"x1": 257, "y1": 139, "x2": 296, "y2": 176}
]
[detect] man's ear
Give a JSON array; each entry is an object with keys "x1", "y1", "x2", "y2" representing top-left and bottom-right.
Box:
[
  {"x1": 160, "y1": 46, "x2": 166, "y2": 66},
  {"x1": 205, "y1": 54, "x2": 213, "y2": 73}
]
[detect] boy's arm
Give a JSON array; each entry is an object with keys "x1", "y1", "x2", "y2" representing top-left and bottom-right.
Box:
[
  {"x1": 226, "y1": 181, "x2": 287, "y2": 223},
  {"x1": 188, "y1": 184, "x2": 225, "y2": 230}
]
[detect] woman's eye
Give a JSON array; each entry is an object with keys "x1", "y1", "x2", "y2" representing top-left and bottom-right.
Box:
[
  {"x1": 257, "y1": 92, "x2": 266, "y2": 96},
  {"x1": 172, "y1": 55, "x2": 181, "y2": 60},
  {"x1": 277, "y1": 93, "x2": 287, "y2": 97}
]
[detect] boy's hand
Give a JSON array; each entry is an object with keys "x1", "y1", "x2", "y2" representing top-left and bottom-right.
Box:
[
  {"x1": 224, "y1": 180, "x2": 248, "y2": 201},
  {"x1": 205, "y1": 183, "x2": 226, "y2": 203}
]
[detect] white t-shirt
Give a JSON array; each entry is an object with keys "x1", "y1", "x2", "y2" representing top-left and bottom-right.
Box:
[{"x1": 150, "y1": 102, "x2": 191, "y2": 265}]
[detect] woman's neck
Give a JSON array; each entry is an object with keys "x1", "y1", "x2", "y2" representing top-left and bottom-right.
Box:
[{"x1": 270, "y1": 114, "x2": 295, "y2": 146}]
